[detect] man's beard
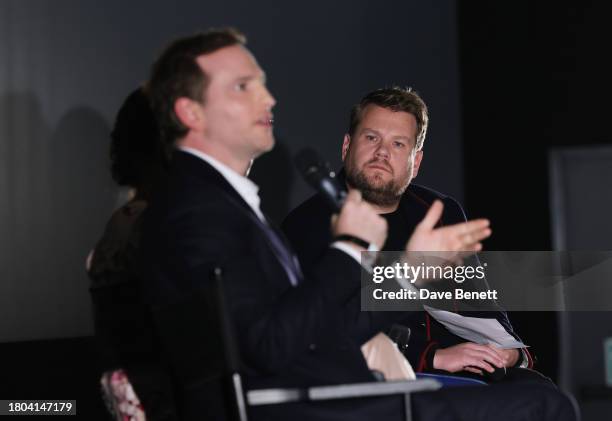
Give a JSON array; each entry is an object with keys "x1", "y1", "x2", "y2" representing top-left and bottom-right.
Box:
[{"x1": 345, "y1": 159, "x2": 411, "y2": 207}]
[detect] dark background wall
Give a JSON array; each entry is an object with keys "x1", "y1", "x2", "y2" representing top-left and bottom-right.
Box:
[
  {"x1": 0, "y1": 0, "x2": 462, "y2": 345},
  {"x1": 458, "y1": 0, "x2": 612, "y2": 386},
  {"x1": 2, "y1": 0, "x2": 611, "y2": 418}
]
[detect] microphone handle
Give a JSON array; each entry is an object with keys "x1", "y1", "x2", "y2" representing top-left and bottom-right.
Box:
[{"x1": 320, "y1": 178, "x2": 347, "y2": 212}]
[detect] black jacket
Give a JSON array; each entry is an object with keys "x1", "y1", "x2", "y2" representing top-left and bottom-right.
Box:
[
  {"x1": 282, "y1": 175, "x2": 523, "y2": 373},
  {"x1": 137, "y1": 152, "x2": 401, "y2": 420}
]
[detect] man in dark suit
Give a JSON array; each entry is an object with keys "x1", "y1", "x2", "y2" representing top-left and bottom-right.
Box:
[
  {"x1": 282, "y1": 87, "x2": 545, "y2": 382},
  {"x1": 139, "y1": 29, "x2": 577, "y2": 420}
]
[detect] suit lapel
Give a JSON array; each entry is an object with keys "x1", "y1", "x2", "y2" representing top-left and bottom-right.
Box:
[
  {"x1": 172, "y1": 150, "x2": 302, "y2": 284},
  {"x1": 265, "y1": 218, "x2": 304, "y2": 280}
]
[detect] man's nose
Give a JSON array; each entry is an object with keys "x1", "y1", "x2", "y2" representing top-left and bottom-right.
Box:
[
  {"x1": 262, "y1": 87, "x2": 276, "y2": 109},
  {"x1": 375, "y1": 142, "x2": 390, "y2": 159}
]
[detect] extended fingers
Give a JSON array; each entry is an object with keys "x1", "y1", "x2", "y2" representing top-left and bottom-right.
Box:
[
  {"x1": 441, "y1": 220, "x2": 491, "y2": 251},
  {"x1": 459, "y1": 226, "x2": 491, "y2": 246},
  {"x1": 418, "y1": 200, "x2": 444, "y2": 231},
  {"x1": 461, "y1": 218, "x2": 490, "y2": 233}
]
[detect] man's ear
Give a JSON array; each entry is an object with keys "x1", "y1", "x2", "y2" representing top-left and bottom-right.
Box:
[
  {"x1": 412, "y1": 150, "x2": 424, "y2": 178},
  {"x1": 341, "y1": 134, "x2": 351, "y2": 161},
  {"x1": 174, "y1": 97, "x2": 205, "y2": 131}
]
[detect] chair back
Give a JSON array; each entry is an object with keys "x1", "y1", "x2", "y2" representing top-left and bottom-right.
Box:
[{"x1": 151, "y1": 267, "x2": 246, "y2": 421}]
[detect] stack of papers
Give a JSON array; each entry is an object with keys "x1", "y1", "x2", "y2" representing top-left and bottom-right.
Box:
[{"x1": 423, "y1": 305, "x2": 528, "y2": 349}]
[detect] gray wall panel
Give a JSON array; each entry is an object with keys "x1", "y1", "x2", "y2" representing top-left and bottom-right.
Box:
[{"x1": 0, "y1": 0, "x2": 462, "y2": 342}]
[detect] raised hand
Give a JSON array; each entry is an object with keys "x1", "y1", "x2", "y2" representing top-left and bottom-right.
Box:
[
  {"x1": 332, "y1": 189, "x2": 388, "y2": 251},
  {"x1": 405, "y1": 200, "x2": 491, "y2": 256}
]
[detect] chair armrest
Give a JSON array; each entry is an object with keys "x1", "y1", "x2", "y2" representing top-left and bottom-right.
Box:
[
  {"x1": 247, "y1": 388, "x2": 305, "y2": 406},
  {"x1": 247, "y1": 378, "x2": 441, "y2": 406},
  {"x1": 308, "y1": 378, "x2": 441, "y2": 400}
]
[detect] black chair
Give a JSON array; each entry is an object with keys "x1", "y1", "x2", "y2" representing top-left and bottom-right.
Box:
[{"x1": 150, "y1": 267, "x2": 441, "y2": 421}]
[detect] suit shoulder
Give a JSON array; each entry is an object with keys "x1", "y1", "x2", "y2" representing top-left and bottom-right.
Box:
[{"x1": 145, "y1": 176, "x2": 246, "y2": 237}]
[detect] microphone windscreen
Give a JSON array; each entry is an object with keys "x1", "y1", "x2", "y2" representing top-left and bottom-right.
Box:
[{"x1": 294, "y1": 148, "x2": 324, "y2": 180}]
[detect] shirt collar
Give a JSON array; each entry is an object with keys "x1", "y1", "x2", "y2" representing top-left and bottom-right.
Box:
[{"x1": 178, "y1": 146, "x2": 265, "y2": 221}]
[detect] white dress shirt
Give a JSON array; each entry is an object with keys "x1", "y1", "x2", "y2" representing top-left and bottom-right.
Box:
[{"x1": 179, "y1": 147, "x2": 265, "y2": 222}]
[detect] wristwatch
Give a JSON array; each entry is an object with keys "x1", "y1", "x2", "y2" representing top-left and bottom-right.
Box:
[{"x1": 333, "y1": 234, "x2": 380, "y2": 252}]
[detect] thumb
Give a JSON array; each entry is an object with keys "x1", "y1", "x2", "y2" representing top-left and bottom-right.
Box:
[
  {"x1": 418, "y1": 200, "x2": 444, "y2": 231},
  {"x1": 345, "y1": 189, "x2": 362, "y2": 204},
  {"x1": 330, "y1": 214, "x2": 338, "y2": 230}
]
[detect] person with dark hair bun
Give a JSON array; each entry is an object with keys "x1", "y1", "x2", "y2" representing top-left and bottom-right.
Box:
[
  {"x1": 87, "y1": 88, "x2": 175, "y2": 420},
  {"x1": 89, "y1": 87, "x2": 167, "y2": 292},
  {"x1": 109, "y1": 87, "x2": 167, "y2": 197}
]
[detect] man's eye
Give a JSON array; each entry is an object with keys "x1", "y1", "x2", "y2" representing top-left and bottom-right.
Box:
[
  {"x1": 393, "y1": 141, "x2": 406, "y2": 148},
  {"x1": 366, "y1": 135, "x2": 377, "y2": 141},
  {"x1": 235, "y1": 82, "x2": 248, "y2": 91}
]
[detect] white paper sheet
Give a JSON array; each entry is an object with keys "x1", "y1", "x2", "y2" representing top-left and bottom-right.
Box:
[{"x1": 423, "y1": 305, "x2": 528, "y2": 349}]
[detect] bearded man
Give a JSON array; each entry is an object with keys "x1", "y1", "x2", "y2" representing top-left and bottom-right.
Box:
[{"x1": 282, "y1": 87, "x2": 546, "y2": 383}]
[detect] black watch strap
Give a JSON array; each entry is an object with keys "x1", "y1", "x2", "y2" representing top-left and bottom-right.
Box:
[{"x1": 333, "y1": 234, "x2": 371, "y2": 250}]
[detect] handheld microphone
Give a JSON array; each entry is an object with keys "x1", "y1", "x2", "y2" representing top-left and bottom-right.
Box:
[{"x1": 294, "y1": 148, "x2": 347, "y2": 212}]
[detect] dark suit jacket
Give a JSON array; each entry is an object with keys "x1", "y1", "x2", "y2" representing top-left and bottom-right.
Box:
[
  {"x1": 137, "y1": 151, "x2": 402, "y2": 420},
  {"x1": 282, "y1": 174, "x2": 526, "y2": 373}
]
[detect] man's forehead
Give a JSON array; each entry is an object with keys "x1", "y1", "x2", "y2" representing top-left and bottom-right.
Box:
[
  {"x1": 195, "y1": 45, "x2": 262, "y2": 78},
  {"x1": 359, "y1": 105, "x2": 417, "y2": 138}
]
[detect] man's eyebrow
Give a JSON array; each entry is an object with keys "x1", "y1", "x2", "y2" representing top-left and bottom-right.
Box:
[
  {"x1": 360, "y1": 127, "x2": 382, "y2": 136},
  {"x1": 360, "y1": 128, "x2": 413, "y2": 142},
  {"x1": 234, "y1": 72, "x2": 266, "y2": 83},
  {"x1": 391, "y1": 135, "x2": 412, "y2": 142},
  {"x1": 235, "y1": 75, "x2": 255, "y2": 82}
]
